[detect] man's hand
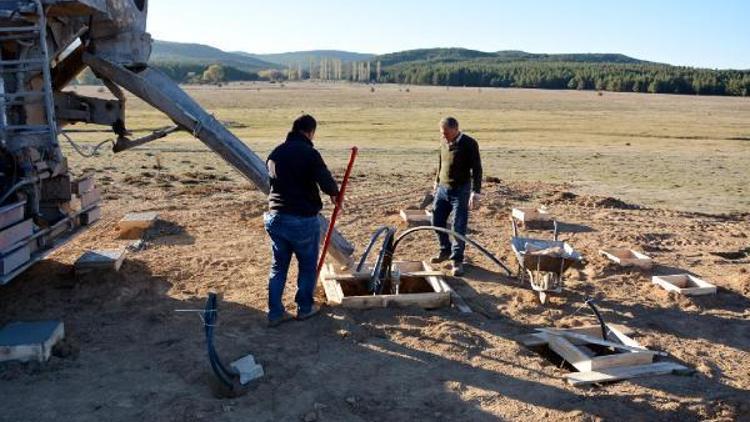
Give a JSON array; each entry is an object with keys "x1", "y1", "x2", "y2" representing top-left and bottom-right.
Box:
[
  {"x1": 469, "y1": 192, "x2": 482, "y2": 210},
  {"x1": 331, "y1": 195, "x2": 345, "y2": 216},
  {"x1": 330, "y1": 195, "x2": 338, "y2": 205}
]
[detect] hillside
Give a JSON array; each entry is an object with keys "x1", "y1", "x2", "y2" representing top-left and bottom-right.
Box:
[
  {"x1": 375, "y1": 48, "x2": 648, "y2": 67},
  {"x1": 238, "y1": 50, "x2": 375, "y2": 66},
  {"x1": 151, "y1": 40, "x2": 281, "y2": 71}
]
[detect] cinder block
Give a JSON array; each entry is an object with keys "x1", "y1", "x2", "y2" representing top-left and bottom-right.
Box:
[
  {"x1": 0, "y1": 321, "x2": 64, "y2": 363},
  {"x1": 117, "y1": 212, "x2": 158, "y2": 240},
  {"x1": 80, "y1": 207, "x2": 102, "y2": 226},
  {"x1": 0, "y1": 219, "x2": 33, "y2": 253},
  {"x1": 75, "y1": 249, "x2": 126, "y2": 273}
]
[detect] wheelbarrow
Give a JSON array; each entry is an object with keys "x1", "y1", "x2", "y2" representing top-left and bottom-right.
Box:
[{"x1": 510, "y1": 218, "x2": 582, "y2": 304}]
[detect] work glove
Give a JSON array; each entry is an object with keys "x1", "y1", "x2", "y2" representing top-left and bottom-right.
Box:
[{"x1": 469, "y1": 192, "x2": 482, "y2": 210}]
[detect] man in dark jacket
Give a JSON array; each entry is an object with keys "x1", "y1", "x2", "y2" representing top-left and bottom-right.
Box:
[
  {"x1": 430, "y1": 117, "x2": 482, "y2": 276},
  {"x1": 264, "y1": 114, "x2": 339, "y2": 327}
]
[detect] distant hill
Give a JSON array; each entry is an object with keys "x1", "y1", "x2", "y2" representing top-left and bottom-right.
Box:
[
  {"x1": 151, "y1": 40, "x2": 281, "y2": 71},
  {"x1": 376, "y1": 48, "x2": 648, "y2": 67},
  {"x1": 236, "y1": 50, "x2": 375, "y2": 66}
]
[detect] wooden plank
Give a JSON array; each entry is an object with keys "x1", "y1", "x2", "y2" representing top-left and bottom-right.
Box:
[
  {"x1": 536, "y1": 329, "x2": 662, "y2": 356},
  {"x1": 341, "y1": 292, "x2": 450, "y2": 310},
  {"x1": 565, "y1": 362, "x2": 690, "y2": 387},
  {"x1": 72, "y1": 174, "x2": 95, "y2": 195},
  {"x1": 543, "y1": 333, "x2": 593, "y2": 372},
  {"x1": 517, "y1": 324, "x2": 634, "y2": 348}
]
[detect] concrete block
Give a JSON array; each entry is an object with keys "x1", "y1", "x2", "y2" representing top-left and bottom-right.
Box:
[
  {"x1": 75, "y1": 249, "x2": 126, "y2": 273},
  {"x1": 0, "y1": 219, "x2": 34, "y2": 252},
  {"x1": 0, "y1": 321, "x2": 64, "y2": 363},
  {"x1": 230, "y1": 354, "x2": 264, "y2": 385},
  {"x1": 117, "y1": 212, "x2": 158, "y2": 240},
  {"x1": 80, "y1": 207, "x2": 102, "y2": 226},
  {"x1": 72, "y1": 174, "x2": 95, "y2": 195},
  {"x1": 0, "y1": 244, "x2": 31, "y2": 277},
  {"x1": 0, "y1": 201, "x2": 26, "y2": 231},
  {"x1": 79, "y1": 188, "x2": 101, "y2": 209}
]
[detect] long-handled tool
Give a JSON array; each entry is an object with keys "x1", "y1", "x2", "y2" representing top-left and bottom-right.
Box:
[{"x1": 316, "y1": 147, "x2": 358, "y2": 278}]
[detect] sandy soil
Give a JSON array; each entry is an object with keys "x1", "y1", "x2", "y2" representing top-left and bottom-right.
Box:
[{"x1": 0, "y1": 168, "x2": 748, "y2": 421}]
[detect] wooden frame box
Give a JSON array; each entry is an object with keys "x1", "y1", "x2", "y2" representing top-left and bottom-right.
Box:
[
  {"x1": 652, "y1": 274, "x2": 717, "y2": 296},
  {"x1": 600, "y1": 248, "x2": 653, "y2": 269},
  {"x1": 320, "y1": 260, "x2": 469, "y2": 312},
  {"x1": 512, "y1": 207, "x2": 555, "y2": 230},
  {"x1": 399, "y1": 209, "x2": 433, "y2": 227}
]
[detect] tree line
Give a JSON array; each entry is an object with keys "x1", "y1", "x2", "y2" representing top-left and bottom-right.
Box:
[{"x1": 381, "y1": 61, "x2": 750, "y2": 96}]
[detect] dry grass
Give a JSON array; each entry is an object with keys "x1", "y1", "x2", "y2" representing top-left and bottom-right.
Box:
[{"x1": 64, "y1": 82, "x2": 750, "y2": 213}]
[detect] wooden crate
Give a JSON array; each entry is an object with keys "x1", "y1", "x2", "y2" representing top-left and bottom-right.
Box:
[
  {"x1": 600, "y1": 248, "x2": 653, "y2": 269},
  {"x1": 652, "y1": 274, "x2": 717, "y2": 296},
  {"x1": 399, "y1": 209, "x2": 433, "y2": 227},
  {"x1": 117, "y1": 212, "x2": 159, "y2": 239},
  {"x1": 320, "y1": 260, "x2": 464, "y2": 311},
  {"x1": 512, "y1": 207, "x2": 555, "y2": 230}
]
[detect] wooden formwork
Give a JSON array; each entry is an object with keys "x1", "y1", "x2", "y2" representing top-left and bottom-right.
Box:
[
  {"x1": 320, "y1": 260, "x2": 470, "y2": 313},
  {"x1": 518, "y1": 324, "x2": 689, "y2": 386},
  {"x1": 512, "y1": 207, "x2": 555, "y2": 230},
  {"x1": 652, "y1": 274, "x2": 717, "y2": 296},
  {"x1": 600, "y1": 248, "x2": 653, "y2": 269}
]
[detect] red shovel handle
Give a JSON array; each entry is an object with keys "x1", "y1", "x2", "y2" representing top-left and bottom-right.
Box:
[{"x1": 316, "y1": 146, "x2": 358, "y2": 278}]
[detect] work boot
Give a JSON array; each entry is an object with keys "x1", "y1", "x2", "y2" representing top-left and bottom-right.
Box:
[
  {"x1": 267, "y1": 312, "x2": 294, "y2": 328},
  {"x1": 430, "y1": 251, "x2": 451, "y2": 264},
  {"x1": 451, "y1": 260, "x2": 465, "y2": 277},
  {"x1": 297, "y1": 304, "x2": 321, "y2": 322}
]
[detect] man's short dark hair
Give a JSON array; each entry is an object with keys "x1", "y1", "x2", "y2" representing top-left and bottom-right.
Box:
[
  {"x1": 440, "y1": 117, "x2": 459, "y2": 129},
  {"x1": 292, "y1": 114, "x2": 317, "y2": 134}
]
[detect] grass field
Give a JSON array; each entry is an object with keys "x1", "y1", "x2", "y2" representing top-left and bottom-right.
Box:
[{"x1": 66, "y1": 82, "x2": 750, "y2": 214}]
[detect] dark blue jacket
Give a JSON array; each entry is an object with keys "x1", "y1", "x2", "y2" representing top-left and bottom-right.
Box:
[{"x1": 266, "y1": 132, "x2": 339, "y2": 217}]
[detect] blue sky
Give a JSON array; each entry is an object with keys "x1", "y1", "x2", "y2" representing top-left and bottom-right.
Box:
[{"x1": 148, "y1": 0, "x2": 750, "y2": 69}]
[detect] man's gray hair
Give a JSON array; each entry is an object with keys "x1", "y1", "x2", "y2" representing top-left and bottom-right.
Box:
[{"x1": 440, "y1": 117, "x2": 459, "y2": 129}]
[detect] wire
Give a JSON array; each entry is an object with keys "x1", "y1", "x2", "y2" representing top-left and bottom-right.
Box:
[
  {"x1": 60, "y1": 131, "x2": 113, "y2": 158},
  {"x1": 203, "y1": 293, "x2": 236, "y2": 389}
]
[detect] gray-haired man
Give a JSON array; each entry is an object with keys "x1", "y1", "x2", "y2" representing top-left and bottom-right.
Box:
[{"x1": 430, "y1": 117, "x2": 483, "y2": 276}]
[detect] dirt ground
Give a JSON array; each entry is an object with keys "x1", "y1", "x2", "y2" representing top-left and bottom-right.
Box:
[{"x1": 1, "y1": 168, "x2": 748, "y2": 421}]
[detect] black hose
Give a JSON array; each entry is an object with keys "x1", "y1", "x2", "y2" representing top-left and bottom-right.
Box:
[
  {"x1": 204, "y1": 293, "x2": 236, "y2": 388},
  {"x1": 390, "y1": 226, "x2": 513, "y2": 276},
  {"x1": 585, "y1": 298, "x2": 608, "y2": 341},
  {"x1": 356, "y1": 226, "x2": 391, "y2": 272}
]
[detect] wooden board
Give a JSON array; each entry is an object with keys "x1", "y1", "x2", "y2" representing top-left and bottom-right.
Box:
[
  {"x1": 118, "y1": 211, "x2": 158, "y2": 239},
  {"x1": 652, "y1": 275, "x2": 717, "y2": 296},
  {"x1": 565, "y1": 362, "x2": 691, "y2": 387},
  {"x1": 72, "y1": 174, "x2": 95, "y2": 195},
  {"x1": 518, "y1": 324, "x2": 637, "y2": 348}
]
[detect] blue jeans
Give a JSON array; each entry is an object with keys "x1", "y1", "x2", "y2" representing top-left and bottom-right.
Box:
[
  {"x1": 264, "y1": 212, "x2": 321, "y2": 321},
  {"x1": 431, "y1": 183, "x2": 471, "y2": 262}
]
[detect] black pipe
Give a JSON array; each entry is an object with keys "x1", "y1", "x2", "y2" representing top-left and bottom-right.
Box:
[
  {"x1": 390, "y1": 226, "x2": 513, "y2": 276},
  {"x1": 585, "y1": 298, "x2": 608, "y2": 341},
  {"x1": 356, "y1": 226, "x2": 391, "y2": 272},
  {"x1": 203, "y1": 293, "x2": 236, "y2": 388}
]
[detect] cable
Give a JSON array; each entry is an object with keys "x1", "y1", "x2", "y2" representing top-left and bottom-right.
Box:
[
  {"x1": 203, "y1": 293, "x2": 236, "y2": 389},
  {"x1": 356, "y1": 226, "x2": 392, "y2": 272},
  {"x1": 391, "y1": 226, "x2": 513, "y2": 276},
  {"x1": 585, "y1": 298, "x2": 609, "y2": 341},
  {"x1": 60, "y1": 131, "x2": 113, "y2": 158}
]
